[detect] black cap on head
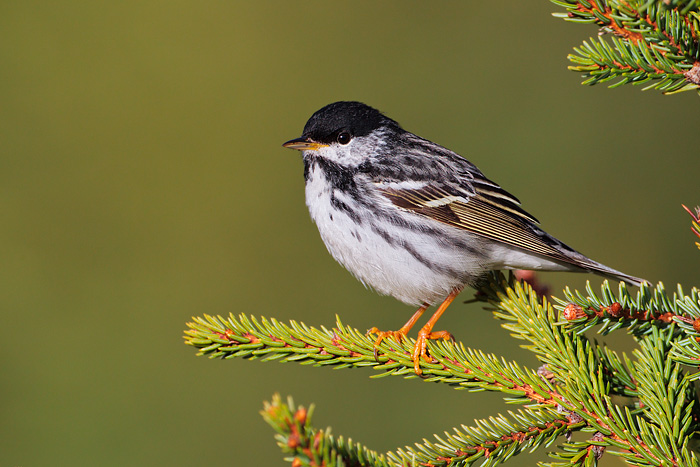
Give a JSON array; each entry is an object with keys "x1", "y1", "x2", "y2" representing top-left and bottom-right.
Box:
[{"x1": 301, "y1": 101, "x2": 401, "y2": 144}]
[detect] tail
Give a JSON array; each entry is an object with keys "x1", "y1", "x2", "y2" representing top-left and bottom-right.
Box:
[
  {"x1": 581, "y1": 261, "x2": 647, "y2": 287},
  {"x1": 553, "y1": 244, "x2": 648, "y2": 287},
  {"x1": 534, "y1": 229, "x2": 649, "y2": 287},
  {"x1": 489, "y1": 212, "x2": 649, "y2": 287}
]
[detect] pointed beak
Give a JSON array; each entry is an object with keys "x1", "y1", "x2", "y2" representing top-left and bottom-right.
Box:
[{"x1": 282, "y1": 137, "x2": 328, "y2": 151}]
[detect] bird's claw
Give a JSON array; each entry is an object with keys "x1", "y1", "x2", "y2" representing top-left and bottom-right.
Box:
[
  {"x1": 412, "y1": 330, "x2": 453, "y2": 375},
  {"x1": 367, "y1": 327, "x2": 407, "y2": 362}
]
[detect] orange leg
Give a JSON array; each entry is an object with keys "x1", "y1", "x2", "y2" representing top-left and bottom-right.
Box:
[
  {"x1": 412, "y1": 288, "x2": 462, "y2": 375},
  {"x1": 368, "y1": 303, "x2": 429, "y2": 360}
]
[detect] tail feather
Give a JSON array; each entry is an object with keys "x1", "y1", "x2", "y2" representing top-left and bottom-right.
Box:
[
  {"x1": 543, "y1": 233, "x2": 648, "y2": 287},
  {"x1": 583, "y1": 263, "x2": 647, "y2": 287},
  {"x1": 557, "y1": 247, "x2": 647, "y2": 287}
]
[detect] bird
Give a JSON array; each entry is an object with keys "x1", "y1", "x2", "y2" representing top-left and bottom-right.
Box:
[{"x1": 282, "y1": 101, "x2": 645, "y2": 375}]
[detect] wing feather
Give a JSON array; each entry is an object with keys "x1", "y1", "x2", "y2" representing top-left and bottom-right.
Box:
[{"x1": 378, "y1": 183, "x2": 574, "y2": 265}]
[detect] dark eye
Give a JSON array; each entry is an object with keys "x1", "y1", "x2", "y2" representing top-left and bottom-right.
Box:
[{"x1": 337, "y1": 132, "x2": 351, "y2": 145}]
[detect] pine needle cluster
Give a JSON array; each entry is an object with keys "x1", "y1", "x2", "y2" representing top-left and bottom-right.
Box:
[{"x1": 551, "y1": 0, "x2": 700, "y2": 94}]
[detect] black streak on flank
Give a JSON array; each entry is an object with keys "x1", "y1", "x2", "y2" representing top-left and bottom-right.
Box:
[
  {"x1": 330, "y1": 192, "x2": 362, "y2": 224},
  {"x1": 371, "y1": 225, "x2": 461, "y2": 278}
]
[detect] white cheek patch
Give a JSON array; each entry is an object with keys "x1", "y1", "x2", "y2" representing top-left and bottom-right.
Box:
[
  {"x1": 314, "y1": 131, "x2": 393, "y2": 168},
  {"x1": 314, "y1": 145, "x2": 336, "y2": 161},
  {"x1": 314, "y1": 143, "x2": 365, "y2": 167}
]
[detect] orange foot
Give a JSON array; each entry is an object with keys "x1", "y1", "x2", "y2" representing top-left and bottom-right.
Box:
[
  {"x1": 410, "y1": 288, "x2": 462, "y2": 375},
  {"x1": 412, "y1": 328, "x2": 454, "y2": 375},
  {"x1": 367, "y1": 327, "x2": 408, "y2": 360},
  {"x1": 367, "y1": 304, "x2": 428, "y2": 361}
]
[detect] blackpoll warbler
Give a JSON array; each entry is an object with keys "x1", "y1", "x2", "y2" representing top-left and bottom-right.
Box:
[{"x1": 283, "y1": 101, "x2": 645, "y2": 375}]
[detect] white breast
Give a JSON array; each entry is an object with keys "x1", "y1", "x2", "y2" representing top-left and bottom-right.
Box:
[{"x1": 304, "y1": 164, "x2": 482, "y2": 306}]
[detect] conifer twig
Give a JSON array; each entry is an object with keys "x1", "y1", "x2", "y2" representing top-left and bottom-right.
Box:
[
  {"x1": 550, "y1": 0, "x2": 700, "y2": 94},
  {"x1": 185, "y1": 272, "x2": 700, "y2": 465},
  {"x1": 553, "y1": 280, "x2": 700, "y2": 338},
  {"x1": 262, "y1": 393, "x2": 581, "y2": 467},
  {"x1": 183, "y1": 310, "x2": 557, "y2": 404}
]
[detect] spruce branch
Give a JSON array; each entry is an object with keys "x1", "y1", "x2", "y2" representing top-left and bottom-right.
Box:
[
  {"x1": 550, "y1": 0, "x2": 700, "y2": 94},
  {"x1": 553, "y1": 275, "x2": 700, "y2": 383},
  {"x1": 481, "y1": 274, "x2": 695, "y2": 466},
  {"x1": 553, "y1": 280, "x2": 700, "y2": 339},
  {"x1": 183, "y1": 310, "x2": 557, "y2": 405},
  {"x1": 630, "y1": 327, "x2": 696, "y2": 461},
  {"x1": 262, "y1": 393, "x2": 579, "y2": 467},
  {"x1": 186, "y1": 273, "x2": 700, "y2": 465},
  {"x1": 387, "y1": 408, "x2": 577, "y2": 466},
  {"x1": 262, "y1": 394, "x2": 390, "y2": 467}
]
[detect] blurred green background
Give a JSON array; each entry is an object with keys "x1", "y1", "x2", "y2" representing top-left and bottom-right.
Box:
[{"x1": 1, "y1": 2, "x2": 698, "y2": 466}]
